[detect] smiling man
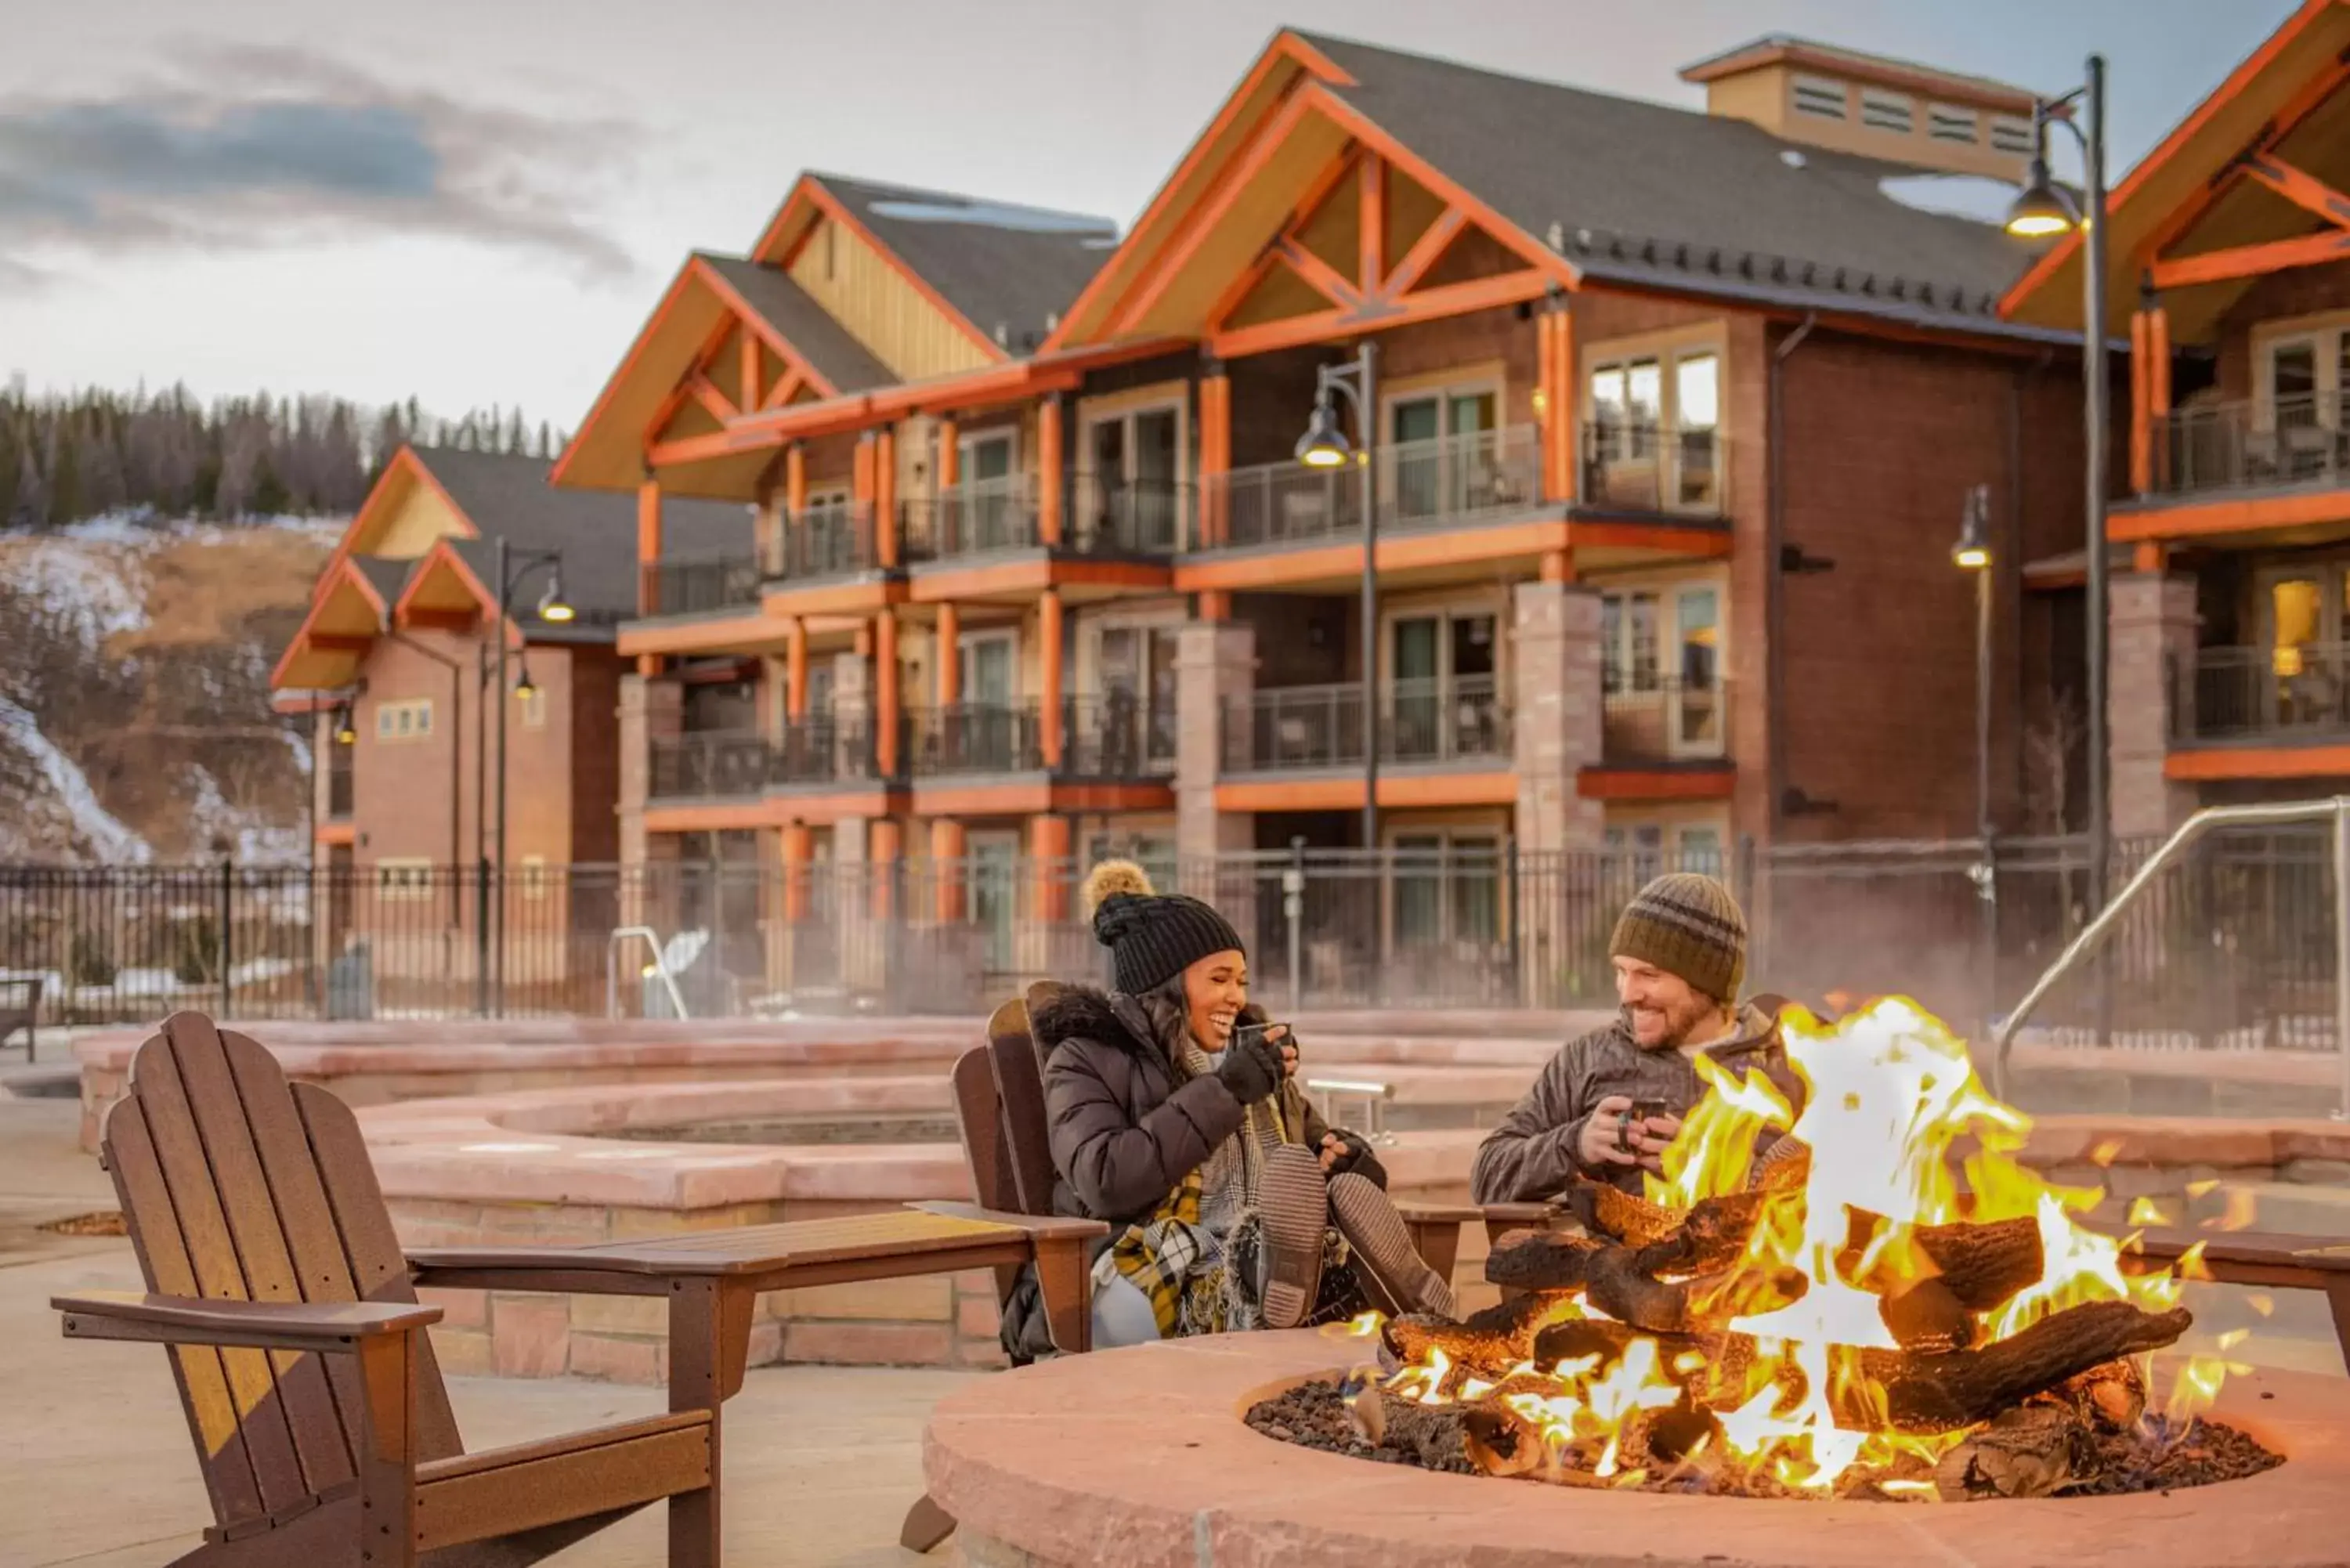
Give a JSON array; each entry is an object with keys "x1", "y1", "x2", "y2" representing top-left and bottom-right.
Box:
[{"x1": 1471, "y1": 873, "x2": 1801, "y2": 1201}]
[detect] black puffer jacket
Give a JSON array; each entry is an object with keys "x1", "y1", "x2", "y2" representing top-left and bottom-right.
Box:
[{"x1": 998, "y1": 985, "x2": 1380, "y2": 1360}]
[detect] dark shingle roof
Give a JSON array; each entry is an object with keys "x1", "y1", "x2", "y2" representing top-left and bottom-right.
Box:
[
  {"x1": 349, "y1": 555, "x2": 411, "y2": 609},
  {"x1": 813, "y1": 172, "x2": 1119, "y2": 352},
  {"x1": 414, "y1": 450, "x2": 747, "y2": 638},
  {"x1": 696, "y1": 253, "x2": 898, "y2": 395},
  {"x1": 1299, "y1": 31, "x2": 2059, "y2": 334}
]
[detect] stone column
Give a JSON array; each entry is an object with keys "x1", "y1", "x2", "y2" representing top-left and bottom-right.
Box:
[
  {"x1": 1176, "y1": 621, "x2": 1256, "y2": 883},
  {"x1": 1511, "y1": 580, "x2": 1604, "y2": 854},
  {"x1": 831, "y1": 649, "x2": 871, "y2": 779},
  {"x1": 1512, "y1": 581, "x2": 1605, "y2": 1006},
  {"x1": 616, "y1": 674, "x2": 682, "y2": 926},
  {"x1": 2109, "y1": 571, "x2": 2199, "y2": 840}
]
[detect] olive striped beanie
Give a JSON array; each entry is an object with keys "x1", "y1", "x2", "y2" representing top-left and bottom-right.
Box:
[{"x1": 1608, "y1": 873, "x2": 1747, "y2": 1003}]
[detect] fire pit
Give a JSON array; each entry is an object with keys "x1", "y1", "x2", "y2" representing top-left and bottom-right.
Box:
[
  {"x1": 924, "y1": 1331, "x2": 2348, "y2": 1567},
  {"x1": 925, "y1": 1000, "x2": 2350, "y2": 1561}
]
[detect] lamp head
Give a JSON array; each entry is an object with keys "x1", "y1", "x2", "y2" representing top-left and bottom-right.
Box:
[
  {"x1": 1294, "y1": 397, "x2": 1352, "y2": 469},
  {"x1": 535, "y1": 571, "x2": 574, "y2": 624},
  {"x1": 334, "y1": 706, "x2": 357, "y2": 746},
  {"x1": 2005, "y1": 154, "x2": 2079, "y2": 239},
  {"x1": 1952, "y1": 483, "x2": 1992, "y2": 570},
  {"x1": 513, "y1": 663, "x2": 538, "y2": 701}
]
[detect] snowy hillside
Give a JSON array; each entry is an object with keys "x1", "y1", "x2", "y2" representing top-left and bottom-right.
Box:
[{"x1": 0, "y1": 513, "x2": 336, "y2": 864}]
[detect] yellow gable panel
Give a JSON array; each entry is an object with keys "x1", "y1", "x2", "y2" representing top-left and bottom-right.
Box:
[
  {"x1": 364, "y1": 469, "x2": 469, "y2": 559},
  {"x1": 786, "y1": 214, "x2": 996, "y2": 382}
]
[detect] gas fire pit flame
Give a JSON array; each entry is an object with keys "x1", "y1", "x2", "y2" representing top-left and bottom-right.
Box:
[{"x1": 1380, "y1": 997, "x2": 2241, "y2": 1497}]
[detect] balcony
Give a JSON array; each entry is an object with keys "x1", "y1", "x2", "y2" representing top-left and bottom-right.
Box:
[
  {"x1": 1201, "y1": 425, "x2": 1543, "y2": 551},
  {"x1": 1581, "y1": 421, "x2": 1725, "y2": 516},
  {"x1": 902, "y1": 479, "x2": 1039, "y2": 562},
  {"x1": 648, "y1": 717, "x2": 891, "y2": 801},
  {"x1": 1598, "y1": 674, "x2": 1731, "y2": 766},
  {"x1": 770, "y1": 502, "x2": 882, "y2": 583},
  {"x1": 2152, "y1": 394, "x2": 2349, "y2": 503},
  {"x1": 643, "y1": 552, "x2": 763, "y2": 617},
  {"x1": 910, "y1": 699, "x2": 1172, "y2": 779},
  {"x1": 1068, "y1": 474, "x2": 1190, "y2": 556},
  {"x1": 1221, "y1": 677, "x2": 1513, "y2": 773},
  {"x1": 2174, "y1": 644, "x2": 2350, "y2": 746}
]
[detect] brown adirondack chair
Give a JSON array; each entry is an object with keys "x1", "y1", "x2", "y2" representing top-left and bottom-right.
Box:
[{"x1": 58, "y1": 1012, "x2": 1101, "y2": 1568}]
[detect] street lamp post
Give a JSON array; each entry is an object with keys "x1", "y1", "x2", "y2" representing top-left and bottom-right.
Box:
[
  {"x1": 1955, "y1": 482, "x2": 1998, "y2": 1044},
  {"x1": 489, "y1": 536, "x2": 572, "y2": 1015},
  {"x1": 2006, "y1": 54, "x2": 2110, "y2": 1028},
  {"x1": 1296, "y1": 343, "x2": 1380, "y2": 850}
]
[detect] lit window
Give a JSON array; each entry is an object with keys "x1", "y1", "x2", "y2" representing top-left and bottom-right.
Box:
[
  {"x1": 519, "y1": 855, "x2": 551, "y2": 901},
  {"x1": 375, "y1": 858, "x2": 435, "y2": 901},
  {"x1": 520, "y1": 687, "x2": 548, "y2": 729},
  {"x1": 1861, "y1": 89, "x2": 1915, "y2": 134},
  {"x1": 1929, "y1": 103, "x2": 1979, "y2": 144},
  {"x1": 1791, "y1": 75, "x2": 1848, "y2": 120}
]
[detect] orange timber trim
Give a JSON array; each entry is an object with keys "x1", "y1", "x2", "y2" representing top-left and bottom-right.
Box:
[
  {"x1": 906, "y1": 558, "x2": 1174, "y2": 604},
  {"x1": 314, "y1": 822, "x2": 358, "y2": 847},
  {"x1": 1576, "y1": 765, "x2": 1737, "y2": 802},
  {"x1": 761, "y1": 577, "x2": 907, "y2": 620},
  {"x1": 642, "y1": 789, "x2": 904, "y2": 833},
  {"x1": 910, "y1": 781, "x2": 1177, "y2": 818},
  {"x1": 2164, "y1": 745, "x2": 2350, "y2": 782},
  {"x1": 1214, "y1": 772, "x2": 1517, "y2": 814},
  {"x1": 2107, "y1": 486, "x2": 2350, "y2": 543},
  {"x1": 616, "y1": 612, "x2": 794, "y2": 659}
]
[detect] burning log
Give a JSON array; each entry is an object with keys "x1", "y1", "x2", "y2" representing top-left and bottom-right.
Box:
[
  {"x1": 1565, "y1": 1180, "x2": 1683, "y2": 1247},
  {"x1": 1482, "y1": 1230, "x2": 1602, "y2": 1292},
  {"x1": 1383, "y1": 1291, "x2": 1584, "y2": 1378},
  {"x1": 1629, "y1": 1190, "x2": 1770, "y2": 1277},
  {"x1": 1933, "y1": 1404, "x2": 2089, "y2": 1500},
  {"x1": 1878, "y1": 1302, "x2": 2191, "y2": 1433},
  {"x1": 1878, "y1": 1277, "x2": 1975, "y2": 1353},
  {"x1": 1842, "y1": 1212, "x2": 2045, "y2": 1313},
  {"x1": 2037, "y1": 1358, "x2": 2147, "y2": 1433}
]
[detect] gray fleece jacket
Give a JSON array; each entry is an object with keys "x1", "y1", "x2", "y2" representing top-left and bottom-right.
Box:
[{"x1": 1470, "y1": 1004, "x2": 1802, "y2": 1202}]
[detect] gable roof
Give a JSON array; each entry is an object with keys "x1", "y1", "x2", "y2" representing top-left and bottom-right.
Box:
[
  {"x1": 805, "y1": 172, "x2": 1119, "y2": 352},
  {"x1": 696, "y1": 253, "x2": 898, "y2": 395},
  {"x1": 1297, "y1": 31, "x2": 2056, "y2": 334}
]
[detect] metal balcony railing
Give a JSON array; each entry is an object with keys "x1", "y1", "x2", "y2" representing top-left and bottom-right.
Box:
[
  {"x1": 772, "y1": 502, "x2": 881, "y2": 582},
  {"x1": 648, "y1": 717, "x2": 893, "y2": 800},
  {"x1": 1068, "y1": 474, "x2": 1190, "y2": 556},
  {"x1": 913, "y1": 703, "x2": 1043, "y2": 775},
  {"x1": 1221, "y1": 677, "x2": 1513, "y2": 773},
  {"x1": 643, "y1": 552, "x2": 763, "y2": 617},
  {"x1": 2176, "y1": 644, "x2": 2350, "y2": 744},
  {"x1": 1060, "y1": 695, "x2": 1177, "y2": 779},
  {"x1": 2153, "y1": 393, "x2": 2349, "y2": 500},
  {"x1": 1200, "y1": 424, "x2": 1543, "y2": 551},
  {"x1": 1581, "y1": 421, "x2": 1725, "y2": 515},
  {"x1": 1598, "y1": 674, "x2": 1731, "y2": 765},
  {"x1": 902, "y1": 478, "x2": 1039, "y2": 562}
]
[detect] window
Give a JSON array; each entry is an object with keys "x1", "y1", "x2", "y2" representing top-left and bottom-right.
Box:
[
  {"x1": 374, "y1": 699, "x2": 434, "y2": 742},
  {"x1": 1081, "y1": 402, "x2": 1184, "y2": 552},
  {"x1": 375, "y1": 859, "x2": 435, "y2": 901},
  {"x1": 1585, "y1": 341, "x2": 1723, "y2": 512},
  {"x1": 1860, "y1": 89, "x2": 1915, "y2": 134},
  {"x1": 1606, "y1": 822, "x2": 1725, "y2": 877},
  {"x1": 1389, "y1": 831, "x2": 1502, "y2": 949},
  {"x1": 2254, "y1": 319, "x2": 2350, "y2": 479},
  {"x1": 1384, "y1": 381, "x2": 1502, "y2": 522},
  {"x1": 1929, "y1": 103, "x2": 1979, "y2": 143},
  {"x1": 519, "y1": 685, "x2": 548, "y2": 729},
  {"x1": 1989, "y1": 115, "x2": 2035, "y2": 156},
  {"x1": 1792, "y1": 74, "x2": 1848, "y2": 120},
  {"x1": 1386, "y1": 605, "x2": 1502, "y2": 763},
  {"x1": 1600, "y1": 580, "x2": 1728, "y2": 760},
  {"x1": 518, "y1": 855, "x2": 550, "y2": 901},
  {"x1": 1094, "y1": 622, "x2": 1181, "y2": 773}
]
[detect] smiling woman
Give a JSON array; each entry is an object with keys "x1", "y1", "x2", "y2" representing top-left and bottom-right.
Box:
[{"x1": 0, "y1": 44, "x2": 638, "y2": 286}]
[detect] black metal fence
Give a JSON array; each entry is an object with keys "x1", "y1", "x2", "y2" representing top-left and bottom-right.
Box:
[{"x1": 2, "y1": 832, "x2": 2342, "y2": 1039}]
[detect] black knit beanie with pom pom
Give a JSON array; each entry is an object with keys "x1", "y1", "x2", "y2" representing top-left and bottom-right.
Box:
[{"x1": 1092, "y1": 892, "x2": 1246, "y2": 995}]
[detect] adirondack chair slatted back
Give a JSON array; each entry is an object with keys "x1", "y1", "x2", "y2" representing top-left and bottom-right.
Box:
[
  {"x1": 989, "y1": 1006, "x2": 1057, "y2": 1219},
  {"x1": 953, "y1": 1001, "x2": 1032, "y2": 1311},
  {"x1": 101, "y1": 1012, "x2": 461, "y2": 1534}
]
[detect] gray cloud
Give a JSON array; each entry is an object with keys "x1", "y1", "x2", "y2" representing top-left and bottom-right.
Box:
[{"x1": 0, "y1": 45, "x2": 638, "y2": 287}]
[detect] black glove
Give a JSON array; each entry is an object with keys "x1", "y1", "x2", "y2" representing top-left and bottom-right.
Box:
[
  {"x1": 1322, "y1": 1128, "x2": 1387, "y2": 1187},
  {"x1": 1214, "y1": 1031, "x2": 1283, "y2": 1107}
]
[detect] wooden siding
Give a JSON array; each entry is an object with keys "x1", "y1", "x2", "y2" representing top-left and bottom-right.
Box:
[{"x1": 786, "y1": 214, "x2": 996, "y2": 381}]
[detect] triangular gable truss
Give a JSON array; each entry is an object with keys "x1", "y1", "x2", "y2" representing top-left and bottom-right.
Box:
[
  {"x1": 2146, "y1": 106, "x2": 2350, "y2": 291},
  {"x1": 390, "y1": 538, "x2": 501, "y2": 633},
  {"x1": 1065, "y1": 69, "x2": 1570, "y2": 357},
  {"x1": 642, "y1": 259, "x2": 837, "y2": 468},
  {"x1": 272, "y1": 450, "x2": 476, "y2": 690}
]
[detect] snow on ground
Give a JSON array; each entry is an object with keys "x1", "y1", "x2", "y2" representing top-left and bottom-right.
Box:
[{"x1": 0, "y1": 695, "x2": 151, "y2": 862}]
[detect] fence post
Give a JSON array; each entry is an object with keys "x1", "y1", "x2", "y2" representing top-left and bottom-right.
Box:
[
  {"x1": 1736, "y1": 835, "x2": 1760, "y2": 978},
  {"x1": 1979, "y1": 834, "x2": 2001, "y2": 1050},
  {"x1": 2334, "y1": 799, "x2": 2350, "y2": 1120},
  {"x1": 217, "y1": 858, "x2": 234, "y2": 1021},
  {"x1": 475, "y1": 857, "x2": 491, "y2": 1018},
  {"x1": 1286, "y1": 836, "x2": 1306, "y2": 1018},
  {"x1": 1505, "y1": 836, "x2": 1522, "y2": 1003}
]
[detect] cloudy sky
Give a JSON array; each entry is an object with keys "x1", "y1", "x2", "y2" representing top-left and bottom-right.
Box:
[{"x1": 0, "y1": 0, "x2": 2298, "y2": 430}]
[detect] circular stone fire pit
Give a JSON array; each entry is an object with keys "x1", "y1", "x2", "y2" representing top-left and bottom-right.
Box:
[{"x1": 924, "y1": 1330, "x2": 2350, "y2": 1567}]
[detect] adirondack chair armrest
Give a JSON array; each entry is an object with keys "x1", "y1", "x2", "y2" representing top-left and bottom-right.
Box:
[
  {"x1": 1479, "y1": 1201, "x2": 1564, "y2": 1229},
  {"x1": 908, "y1": 1200, "x2": 1110, "y2": 1244},
  {"x1": 55, "y1": 1289, "x2": 441, "y2": 1353},
  {"x1": 404, "y1": 1245, "x2": 758, "y2": 1289},
  {"x1": 1392, "y1": 1201, "x2": 1484, "y2": 1226}
]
